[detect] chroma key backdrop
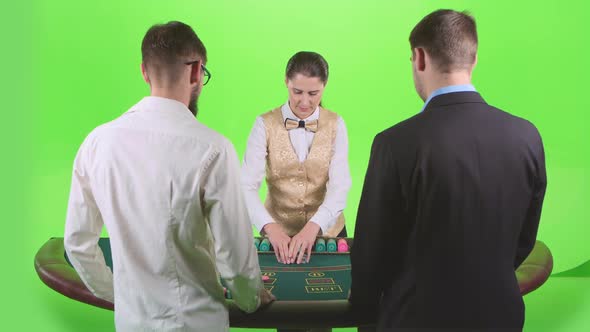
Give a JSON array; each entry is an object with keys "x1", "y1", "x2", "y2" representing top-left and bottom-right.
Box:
[{"x1": 3, "y1": 0, "x2": 589, "y2": 331}]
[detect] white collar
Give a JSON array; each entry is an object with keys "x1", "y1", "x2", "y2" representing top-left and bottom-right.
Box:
[
  {"x1": 280, "y1": 101, "x2": 320, "y2": 121},
  {"x1": 128, "y1": 96, "x2": 193, "y2": 118}
]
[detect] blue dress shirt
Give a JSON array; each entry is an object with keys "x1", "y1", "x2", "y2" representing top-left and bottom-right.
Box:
[{"x1": 421, "y1": 84, "x2": 477, "y2": 112}]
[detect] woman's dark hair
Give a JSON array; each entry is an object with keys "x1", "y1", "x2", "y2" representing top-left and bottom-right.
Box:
[{"x1": 285, "y1": 51, "x2": 329, "y2": 84}]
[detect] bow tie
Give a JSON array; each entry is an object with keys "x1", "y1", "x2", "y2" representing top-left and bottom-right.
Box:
[{"x1": 284, "y1": 118, "x2": 318, "y2": 133}]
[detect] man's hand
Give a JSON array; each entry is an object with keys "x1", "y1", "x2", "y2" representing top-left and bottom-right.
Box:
[
  {"x1": 259, "y1": 287, "x2": 276, "y2": 307},
  {"x1": 288, "y1": 221, "x2": 321, "y2": 264},
  {"x1": 262, "y1": 223, "x2": 291, "y2": 264}
]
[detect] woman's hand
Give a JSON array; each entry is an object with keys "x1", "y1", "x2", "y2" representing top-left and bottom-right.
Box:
[
  {"x1": 262, "y1": 223, "x2": 291, "y2": 264},
  {"x1": 288, "y1": 221, "x2": 321, "y2": 264}
]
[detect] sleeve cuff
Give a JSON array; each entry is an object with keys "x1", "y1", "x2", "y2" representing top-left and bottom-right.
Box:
[
  {"x1": 256, "y1": 219, "x2": 274, "y2": 235},
  {"x1": 310, "y1": 209, "x2": 332, "y2": 235},
  {"x1": 224, "y1": 275, "x2": 263, "y2": 313}
]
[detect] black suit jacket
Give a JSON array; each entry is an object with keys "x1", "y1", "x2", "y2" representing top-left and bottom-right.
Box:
[{"x1": 350, "y1": 92, "x2": 547, "y2": 331}]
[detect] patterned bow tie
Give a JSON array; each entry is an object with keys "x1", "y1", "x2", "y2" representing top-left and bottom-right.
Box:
[{"x1": 284, "y1": 118, "x2": 318, "y2": 133}]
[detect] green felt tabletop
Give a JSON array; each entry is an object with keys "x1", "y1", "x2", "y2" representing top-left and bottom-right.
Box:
[
  {"x1": 65, "y1": 238, "x2": 351, "y2": 301},
  {"x1": 258, "y1": 253, "x2": 351, "y2": 301}
]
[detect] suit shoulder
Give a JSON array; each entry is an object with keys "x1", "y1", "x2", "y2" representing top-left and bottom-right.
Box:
[
  {"x1": 377, "y1": 112, "x2": 423, "y2": 140},
  {"x1": 488, "y1": 105, "x2": 542, "y2": 140}
]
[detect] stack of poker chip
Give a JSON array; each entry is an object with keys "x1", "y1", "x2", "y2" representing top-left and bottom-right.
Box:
[
  {"x1": 327, "y1": 238, "x2": 337, "y2": 252},
  {"x1": 259, "y1": 238, "x2": 271, "y2": 251},
  {"x1": 337, "y1": 238, "x2": 349, "y2": 252},
  {"x1": 223, "y1": 287, "x2": 232, "y2": 299},
  {"x1": 315, "y1": 238, "x2": 326, "y2": 252}
]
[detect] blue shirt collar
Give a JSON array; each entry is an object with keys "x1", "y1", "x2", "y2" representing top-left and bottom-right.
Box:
[{"x1": 420, "y1": 84, "x2": 477, "y2": 112}]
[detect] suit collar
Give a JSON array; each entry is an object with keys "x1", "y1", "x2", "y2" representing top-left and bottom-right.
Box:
[{"x1": 424, "y1": 91, "x2": 487, "y2": 112}]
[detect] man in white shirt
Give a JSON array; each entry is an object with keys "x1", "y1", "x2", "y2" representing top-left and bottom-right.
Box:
[{"x1": 64, "y1": 21, "x2": 274, "y2": 332}]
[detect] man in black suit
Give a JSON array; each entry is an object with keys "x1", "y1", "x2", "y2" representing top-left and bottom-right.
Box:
[{"x1": 350, "y1": 9, "x2": 547, "y2": 331}]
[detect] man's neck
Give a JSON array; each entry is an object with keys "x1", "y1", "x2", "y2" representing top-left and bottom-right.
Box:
[
  {"x1": 150, "y1": 87, "x2": 189, "y2": 107},
  {"x1": 424, "y1": 71, "x2": 472, "y2": 99}
]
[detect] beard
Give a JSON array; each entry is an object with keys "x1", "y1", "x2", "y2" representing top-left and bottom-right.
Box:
[{"x1": 188, "y1": 86, "x2": 200, "y2": 117}]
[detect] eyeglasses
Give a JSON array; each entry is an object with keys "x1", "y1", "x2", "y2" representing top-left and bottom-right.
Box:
[{"x1": 185, "y1": 60, "x2": 211, "y2": 86}]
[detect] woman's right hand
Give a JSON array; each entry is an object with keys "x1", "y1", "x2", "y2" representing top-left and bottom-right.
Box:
[{"x1": 262, "y1": 223, "x2": 291, "y2": 264}]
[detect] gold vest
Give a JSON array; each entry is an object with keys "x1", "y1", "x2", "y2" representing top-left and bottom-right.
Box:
[{"x1": 261, "y1": 107, "x2": 345, "y2": 237}]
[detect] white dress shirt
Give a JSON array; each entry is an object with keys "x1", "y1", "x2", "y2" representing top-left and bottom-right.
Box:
[
  {"x1": 241, "y1": 102, "x2": 352, "y2": 234},
  {"x1": 64, "y1": 96, "x2": 262, "y2": 332}
]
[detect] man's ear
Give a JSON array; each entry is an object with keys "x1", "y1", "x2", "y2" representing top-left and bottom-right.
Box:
[
  {"x1": 285, "y1": 77, "x2": 289, "y2": 88},
  {"x1": 414, "y1": 47, "x2": 427, "y2": 72},
  {"x1": 189, "y1": 60, "x2": 202, "y2": 85},
  {"x1": 140, "y1": 62, "x2": 150, "y2": 84}
]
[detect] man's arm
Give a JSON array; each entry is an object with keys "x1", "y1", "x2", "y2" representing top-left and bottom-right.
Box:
[
  {"x1": 350, "y1": 133, "x2": 401, "y2": 317},
  {"x1": 204, "y1": 138, "x2": 263, "y2": 313},
  {"x1": 515, "y1": 129, "x2": 547, "y2": 268},
  {"x1": 64, "y1": 136, "x2": 114, "y2": 302}
]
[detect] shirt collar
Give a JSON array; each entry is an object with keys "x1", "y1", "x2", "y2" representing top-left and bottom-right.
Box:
[
  {"x1": 128, "y1": 96, "x2": 193, "y2": 117},
  {"x1": 281, "y1": 101, "x2": 320, "y2": 121},
  {"x1": 421, "y1": 84, "x2": 477, "y2": 112}
]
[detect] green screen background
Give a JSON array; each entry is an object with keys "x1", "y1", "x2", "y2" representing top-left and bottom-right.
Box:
[{"x1": 3, "y1": 0, "x2": 589, "y2": 331}]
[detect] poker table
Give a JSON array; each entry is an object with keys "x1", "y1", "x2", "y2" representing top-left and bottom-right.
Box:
[{"x1": 35, "y1": 237, "x2": 553, "y2": 328}]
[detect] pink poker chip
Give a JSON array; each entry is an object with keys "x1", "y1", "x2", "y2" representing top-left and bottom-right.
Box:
[
  {"x1": 262, "y1": 275, "x2": 270, "y2": 281},
  {"x1": 337, "y1": 238, "x2": 349, "y2": 252}
]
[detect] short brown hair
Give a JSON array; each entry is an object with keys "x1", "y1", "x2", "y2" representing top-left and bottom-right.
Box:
[
  {"x1": 409, "y1": 9, "x2": 477, "y2": 73},
  {"x1": 141, "y1": 21, "x2": 207, "y2": 83}
]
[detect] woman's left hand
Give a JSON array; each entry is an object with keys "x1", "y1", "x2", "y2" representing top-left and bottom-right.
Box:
[{"x1": 288, "y1": 221, "x2": 321, "y2": 264}]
